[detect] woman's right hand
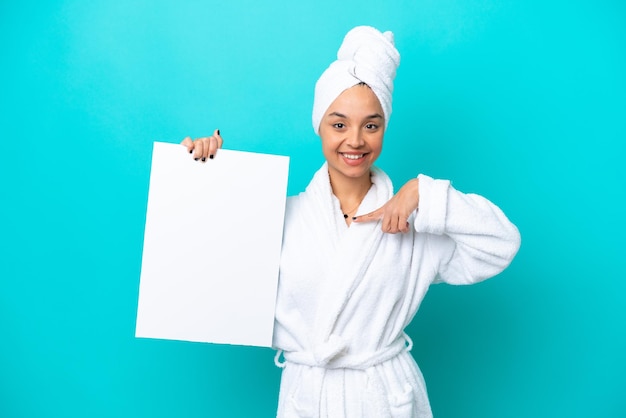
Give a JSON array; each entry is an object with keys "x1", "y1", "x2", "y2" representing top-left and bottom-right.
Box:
[{"x1": 181, "y1": 129, "x2": 223, "y2": 161}]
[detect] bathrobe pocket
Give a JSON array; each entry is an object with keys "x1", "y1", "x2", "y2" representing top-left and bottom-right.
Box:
[
  {"x1": 287, "y1": 392, "x2": 315, "y2": 418},
  {"x1": 284, "y1": 366, "x2": 316, "y2": 418},
  {"x1": 389, "y1": 383, "x2": 415, "y2": 418}
]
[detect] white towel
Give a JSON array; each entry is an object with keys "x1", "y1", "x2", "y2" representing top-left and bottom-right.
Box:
[{"x1": 312, "y1": 26, "x2": 401, "y2": 134}]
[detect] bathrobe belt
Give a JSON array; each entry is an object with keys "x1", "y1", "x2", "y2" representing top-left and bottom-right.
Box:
[
  {"x1": 275, "y1": 334, "x2": 415, "y2": 417},
  {"x1": 274, "y1": 332, "x2": 413, "y2": 370}
]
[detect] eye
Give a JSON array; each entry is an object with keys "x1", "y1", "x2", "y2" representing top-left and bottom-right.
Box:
[
  {"x1": 365, "y1": 123, "x2": 379, "y2": 130},
  {"x1": 333, "y1": 122, "x2": 345, "y2": 129}
]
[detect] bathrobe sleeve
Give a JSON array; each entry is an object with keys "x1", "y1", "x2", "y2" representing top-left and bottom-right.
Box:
[{"x1": 414, "y1": 174, "x2": 521, "y2": 285}]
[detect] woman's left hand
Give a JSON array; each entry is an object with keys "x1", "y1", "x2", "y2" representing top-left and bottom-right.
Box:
[{"x1": 352, "y1": 178, "x2": 419, "y2": 234}]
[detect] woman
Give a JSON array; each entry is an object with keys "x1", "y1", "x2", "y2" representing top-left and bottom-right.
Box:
[{"x1": 182, "y1": 26, "x2": 520, "y2": 418}]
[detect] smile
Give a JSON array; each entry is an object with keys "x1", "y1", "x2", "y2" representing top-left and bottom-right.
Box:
[{"x1": 340, "y1": 153, "x2": 366, "y2": 160}]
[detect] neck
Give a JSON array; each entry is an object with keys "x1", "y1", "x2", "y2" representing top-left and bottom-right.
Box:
[{"x1": 328, "y1": 168, "x2": 372, "y2": 213}]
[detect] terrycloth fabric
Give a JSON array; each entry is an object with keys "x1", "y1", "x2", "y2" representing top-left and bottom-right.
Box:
[
  {"x1": 273, "y1": 164, "x2": 521, "y2": 417},
  {"x1": 312, "y1": 26, "x2": 401, "y2": 134}
]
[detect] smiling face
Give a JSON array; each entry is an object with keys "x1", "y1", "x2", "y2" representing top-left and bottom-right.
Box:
[{"x1": 318, "y1": 84, "x2": 385, "y2": 186}]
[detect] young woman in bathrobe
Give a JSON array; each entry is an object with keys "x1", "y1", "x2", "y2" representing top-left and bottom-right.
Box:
[{"x1": 182, "y1": 26, "x2": 520, "y2": 418}]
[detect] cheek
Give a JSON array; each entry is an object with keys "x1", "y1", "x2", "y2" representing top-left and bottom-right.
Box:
[
  {"x1": 320, "y1": 138, "x2": 337, "y2": 161},
  {"x1": 370, "y1": 136, "x2": 384, "y2": 156},
  {"x1": 320, "y1": 132, "x2": 340, "y2": 152},
  {"x1": 320, "y1": 135, "x2": 331, "y2": 151}
]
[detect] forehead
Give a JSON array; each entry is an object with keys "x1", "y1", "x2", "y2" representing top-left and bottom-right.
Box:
[{"x1": 325, "y1": 84, "x2": 384, "y2": 117}]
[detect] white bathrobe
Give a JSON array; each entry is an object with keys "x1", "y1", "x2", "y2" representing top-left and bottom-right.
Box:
[{"x1": 272, "y1": 164, "x2": 521, "y2": 418}]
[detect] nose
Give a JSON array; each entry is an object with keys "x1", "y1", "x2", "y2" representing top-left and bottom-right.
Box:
[{"x1": 345, "y1": 128, "x2": 365, "y2": 148}]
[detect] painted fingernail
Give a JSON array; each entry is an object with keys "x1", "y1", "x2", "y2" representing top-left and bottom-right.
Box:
[
  {"x1": 217, "y1": 129, "x2": 220, "y2": 136},
  {"x1": 194, "y1": 158, "x2": 199, "y2": 161},
  {"x1": 201, "y1": 157, "x2": 206, "y2": 162},
  {"x1": 352, "y1": 217, "x2": 357, "y2": 220},
  {"x1": 209, "y1": 154, "x2": 214, "y2": 159},
  {"x1": 189, "y1": 149, "x2": 193, "y2": 154}
]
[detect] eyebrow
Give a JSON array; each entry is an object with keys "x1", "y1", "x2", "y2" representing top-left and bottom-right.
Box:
[{"x1": 328, "y1": 112, "x2": 384, "y2": 120}]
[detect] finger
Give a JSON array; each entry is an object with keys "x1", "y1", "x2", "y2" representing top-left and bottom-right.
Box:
[
  {"x1": 201, "y1": 137, "x2": 216, "y2": 161},
  {"x1": 207, "y1": 136, "x2": 218, "y2": 159},
  {"x1": 381, "y1": 213, "x2": 406, "y2": 234},
  {"x1": 192, "y1": 139, "x2": 205, "y2": 161},
  {"x1": 393, "y1": 217, "x2": 405, "y2": 234},
  {"x1": 382, "y1": 215, "x2": 397, "y2": 234},
  {"x1": 381, "y1": 217, "x2": 390, "y2": 233},
  {"x1": 181, "y1": 136, "x2": 194, "y2": 153},
  {"x1": 352, "y1": 207, "x2": 384, "y2": 223},
  {"x1": 399, "y1": 219, "x2": 411, "y2": 233},
  {"x1": 214, "y1": 129, "x2": 223, "y2": 150},
  {"x1": 392, "y1": 214, "x2": 406, "y2": 234},
  {"x1": 392, "y1": 214, "x2": 411, "y2": 234}
]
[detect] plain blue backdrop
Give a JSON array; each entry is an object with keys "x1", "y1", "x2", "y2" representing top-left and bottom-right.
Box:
[{"x1": 1, "y1": 0, "x2": 624, "y2": 417}]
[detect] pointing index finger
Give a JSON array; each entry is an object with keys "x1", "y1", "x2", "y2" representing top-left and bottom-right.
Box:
[{"x1": 352, "y1": 207, "x2": 384, "y2": 223}]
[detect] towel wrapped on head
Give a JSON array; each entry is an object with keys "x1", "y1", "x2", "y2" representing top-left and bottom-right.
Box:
[{"x1": 312, "y1": 26, "x2": 401, "y2": 134}]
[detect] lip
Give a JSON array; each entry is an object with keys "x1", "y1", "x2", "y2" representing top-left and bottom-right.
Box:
[{"x1": 339, "y1": 152, "x2": 368, "y2": 166}]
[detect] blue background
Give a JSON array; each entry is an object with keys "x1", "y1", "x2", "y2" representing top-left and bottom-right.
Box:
[{"x1": 1, "y1": 0, "x2": 624, "y2": 417}]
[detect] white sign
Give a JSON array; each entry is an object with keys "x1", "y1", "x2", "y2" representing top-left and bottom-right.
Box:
[{"x1": 136, "y1": 142, "x2": 289, "y2": 347}]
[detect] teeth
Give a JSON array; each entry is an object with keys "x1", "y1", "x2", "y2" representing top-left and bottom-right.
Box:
[{"x1": 342, "y1": 153, "x2": 364, "y2": 160}]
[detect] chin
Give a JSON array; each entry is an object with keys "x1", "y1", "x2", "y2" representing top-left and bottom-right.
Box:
[{"x1": 340, "y1": 166, "x2": 373, "y2": 180}]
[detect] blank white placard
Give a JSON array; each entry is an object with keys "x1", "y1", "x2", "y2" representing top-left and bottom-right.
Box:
[{"x1": 136, "y1": 142, "x2": 289, "y2": 347}]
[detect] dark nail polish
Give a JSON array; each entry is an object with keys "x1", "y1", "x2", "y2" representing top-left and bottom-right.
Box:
[
  {"x1": 217, "y1": 129, "x2": 220, "y2": 136},
  {"x1": 194, "y1": 158, "x2": 199, "y2": 161},
  {"x1": 209, "y1": 154, "x2": 214, "y2": 159},
  {"x1": 189, "y1": 149, "x2": 193, "y2": 154},
  {"x1": 352, "y1": 217, "x2": 357, "y2": 220},
  {"x1": 201, "y1": 157, "x2": 206, "y2": 162}
]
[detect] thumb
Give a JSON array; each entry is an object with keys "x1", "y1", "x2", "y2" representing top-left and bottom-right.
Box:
[{"x1": 352, "y1": 206, "x2": 384, "y2": 223}]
